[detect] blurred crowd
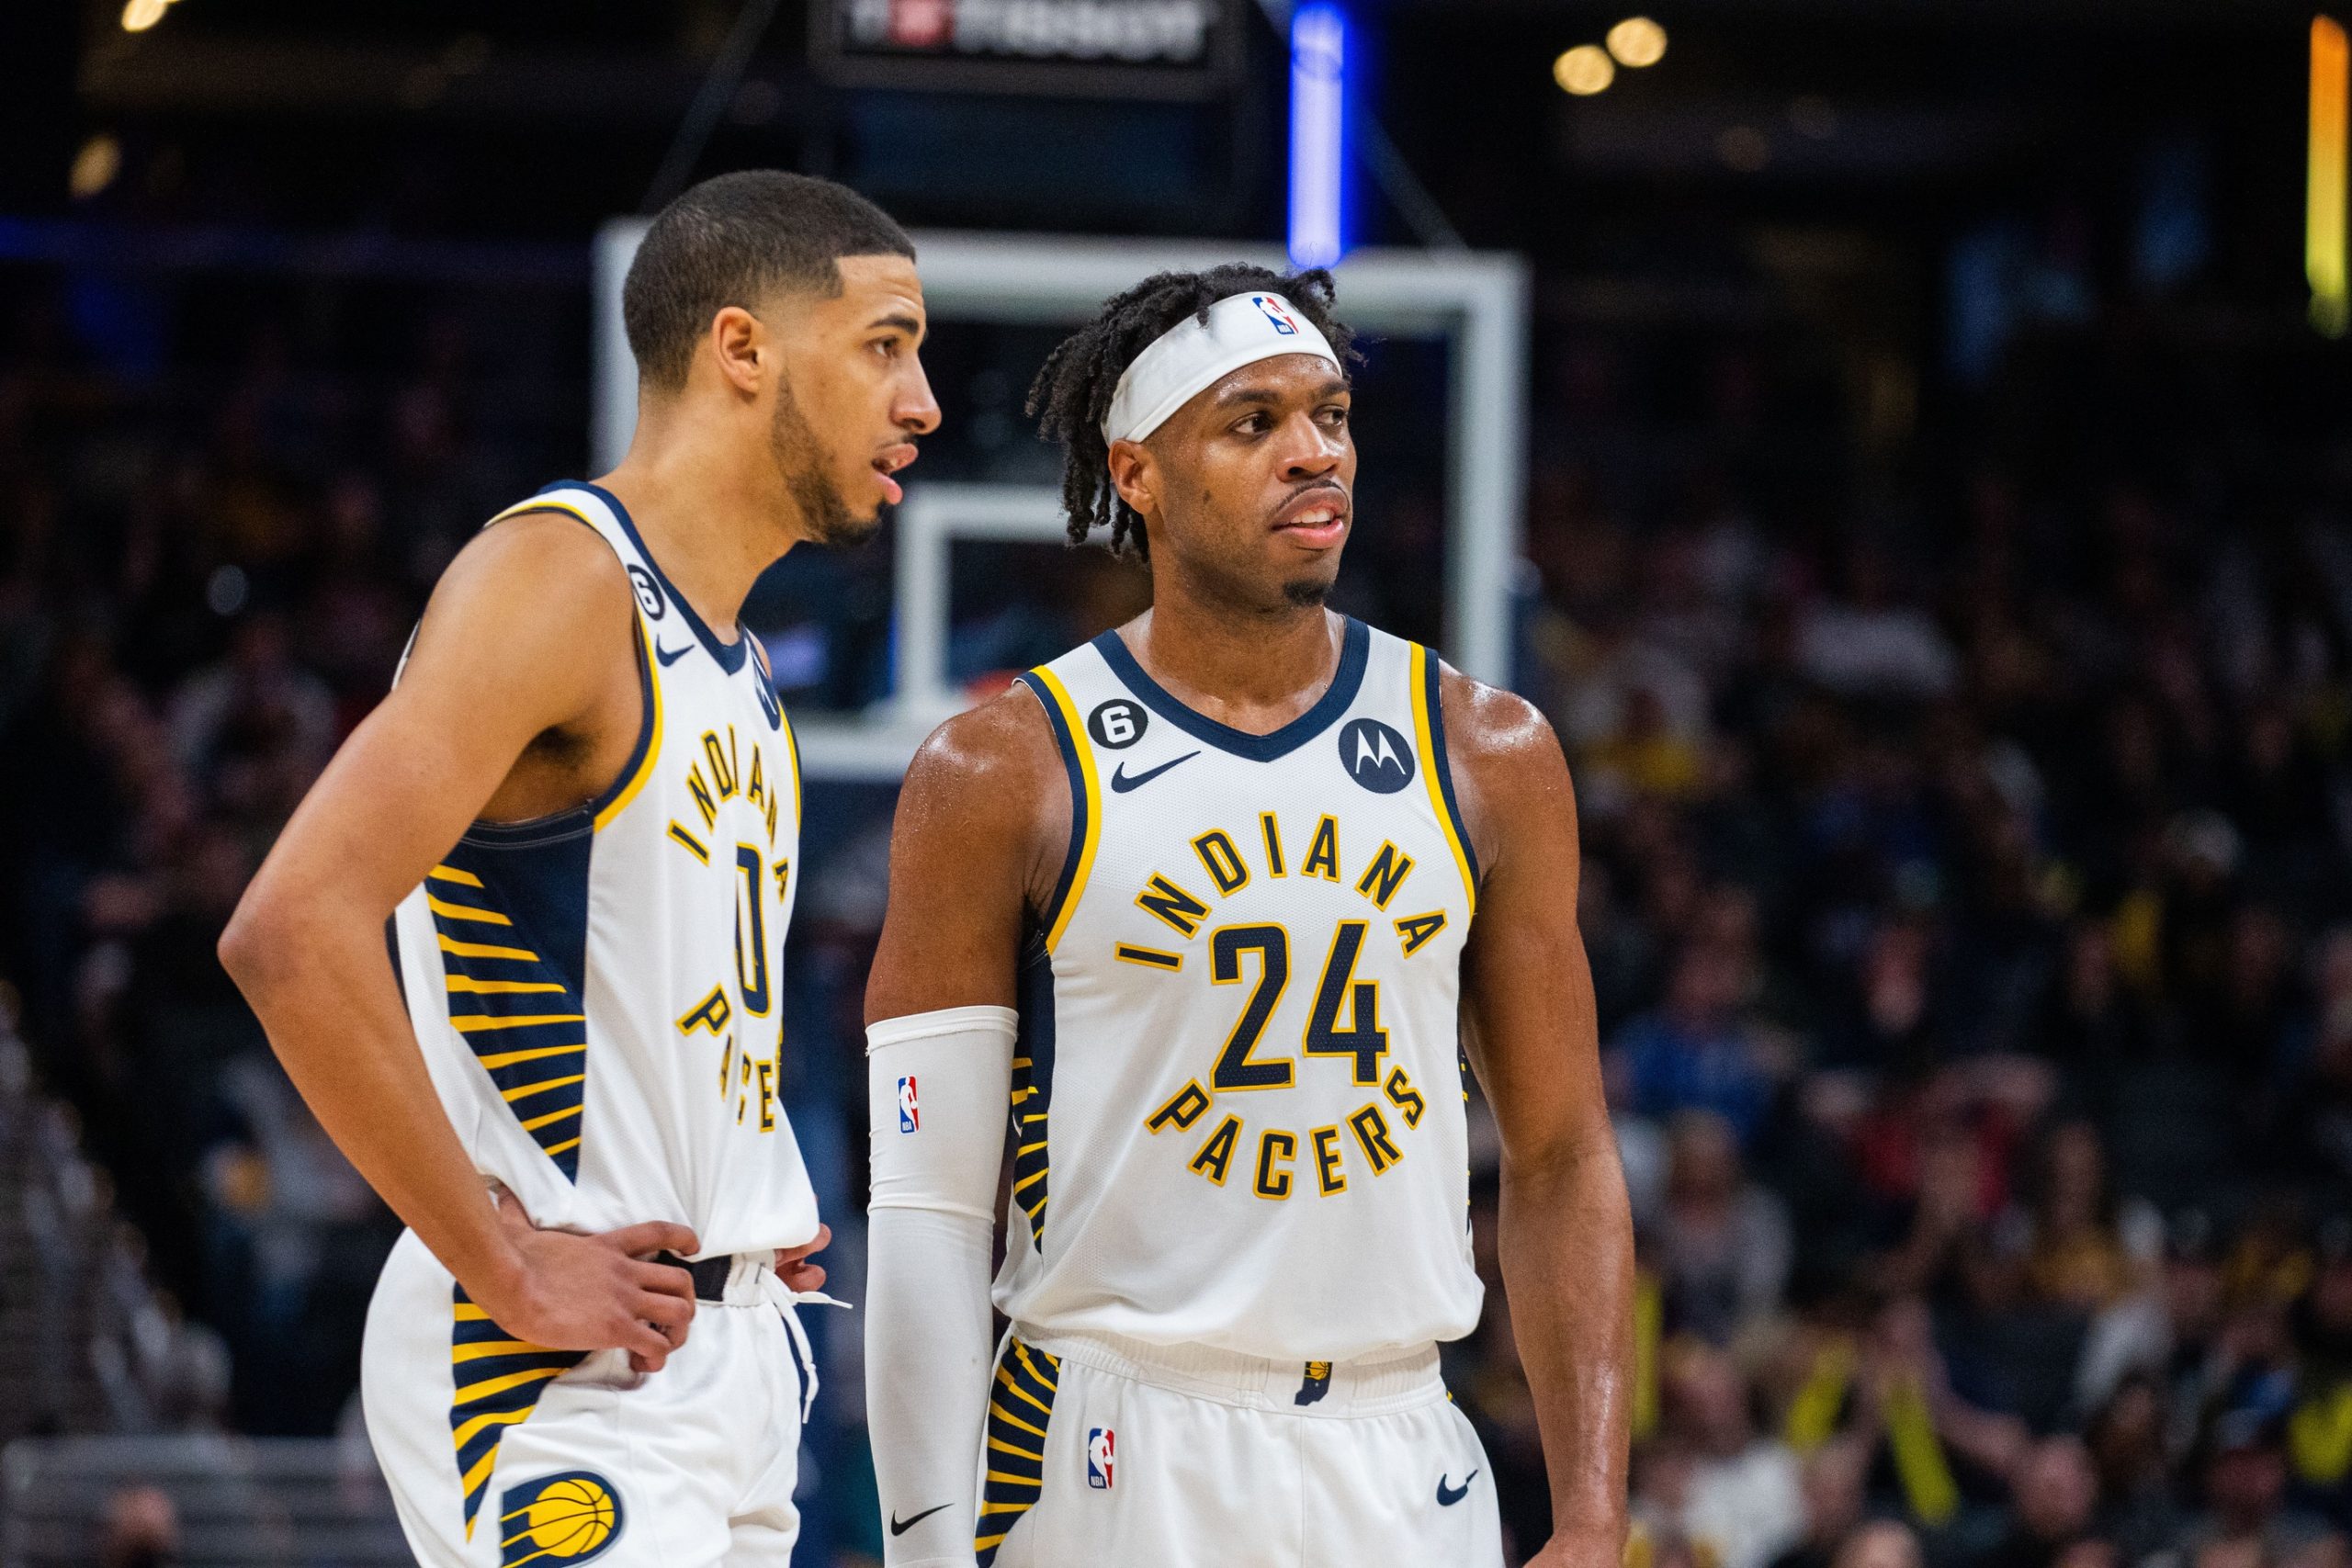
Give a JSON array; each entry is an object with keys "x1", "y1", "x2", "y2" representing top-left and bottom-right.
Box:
[
  {"x1": 1441, "y1": 326, "x2": 2352, "y2": 1567},
  {"x1": 6, "y1": 246, "x2": 2352, "y2": 1568}
]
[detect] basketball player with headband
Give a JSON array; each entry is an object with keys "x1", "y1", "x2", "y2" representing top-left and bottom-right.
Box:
[{"x1": 860, "y1": 265, "x2": 1634, "y2": 1568}]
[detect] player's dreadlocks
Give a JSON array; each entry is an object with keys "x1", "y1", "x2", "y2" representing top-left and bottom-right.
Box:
[{"x1": 1026, "y1": 264, "x2": 1360, "y2": 558}]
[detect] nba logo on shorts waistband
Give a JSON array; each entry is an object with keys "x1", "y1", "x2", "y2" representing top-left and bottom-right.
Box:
[
  {"x1": 1251, "y1": 295, "x2": 1299, "y2": 334},
  {"x1": 897, "y1": 1076, "x2": 920, "y2": 1134},
  {"x1": 1086, "y1": 1427, "x2": 1115, "y2": 1489}
]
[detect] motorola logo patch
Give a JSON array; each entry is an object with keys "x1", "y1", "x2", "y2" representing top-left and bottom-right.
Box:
[{"x1": 1338, "y1": 717, "x2": 1415, "y2": 794}]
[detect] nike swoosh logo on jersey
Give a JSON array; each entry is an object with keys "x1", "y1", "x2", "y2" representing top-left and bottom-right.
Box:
[
  {"x1": 1110, "y1": 750, "x2": 1201, "y2": 793},
  {"x1": 1436, "y1": 1470, "x2": 1477, "y2": 1506},
  {"x1": 889, "y1": 1504, "x2": 952, "y2": 1536},
  {"x1": 653, "y1": 640, "x2": 692, "y2": 667}
]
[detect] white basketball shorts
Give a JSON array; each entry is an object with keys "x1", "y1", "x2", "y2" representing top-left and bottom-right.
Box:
[
  {"x1": 361, "y1": 1229, "x2": 819, "y2": 1568},
  {"x1": 970, "y1": 1326, "x2": 1503, "y2": 1568}
]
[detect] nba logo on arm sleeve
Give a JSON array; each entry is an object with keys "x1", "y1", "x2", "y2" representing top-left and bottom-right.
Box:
[
  {"x1": 897, "y1": 1076, "x2": 920, "y2": 1134},
  {"x1": 1086, "y1": 1428, "x2": 1115, "y2": 1490}
]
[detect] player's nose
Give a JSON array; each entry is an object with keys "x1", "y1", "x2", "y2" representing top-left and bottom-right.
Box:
[
  {"x1": 1276, "y1": 412, "x2": 1344, "y2": 478},
  {"x1": 896, "y1": 356, "x2": 943, "y2": 436}
]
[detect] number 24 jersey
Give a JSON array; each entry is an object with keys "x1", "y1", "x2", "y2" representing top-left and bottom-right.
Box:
[{"x1": 993, "y1": 618, "x2": 1486, "y2": 1364}]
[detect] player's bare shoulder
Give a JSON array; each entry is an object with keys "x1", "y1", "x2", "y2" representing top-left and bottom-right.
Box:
[
  {"x1": 394, "y1": 504, "x2": 645, "y2": 820},
  {"x1": 867, "y1": 681, "x2": 1073, "y2": 1020},
  {"x1": 424, "y1": 507, "x2": 634, "y2": 638},
  {"x1": 896, "y1": 682, "x2": 1069, "y2": 886},
  {"x1": 1436, "y1": 662, "x2": 1577, "y2": 880}
]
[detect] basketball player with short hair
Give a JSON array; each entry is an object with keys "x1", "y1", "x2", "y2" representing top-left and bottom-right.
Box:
[
  {"x1": 220, "y1": 170, "x2": 938, "y2": 1565},
  {"x1": 862, "y1": 265, "x2": 1633, "y2": 1568}
]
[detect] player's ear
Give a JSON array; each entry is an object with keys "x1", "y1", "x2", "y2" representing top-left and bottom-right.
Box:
[
  {"x1": 707, "y1": 305, "x2": 766, "y2": 398},
  {"x1": 1106, "y1": 438, "x2": 1159, "y2": 527}
]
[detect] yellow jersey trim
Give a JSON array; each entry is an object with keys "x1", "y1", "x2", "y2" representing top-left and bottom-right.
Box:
[
  {"x1": 594, "y1": 615, "x2": 663, "y2": 831},
  {"x1": 1411, "y1": 643, "x2": 1477, "y2": 918},
  {"x1": 1030, "y1": 665, "x2": 1102, "y2": 953}
]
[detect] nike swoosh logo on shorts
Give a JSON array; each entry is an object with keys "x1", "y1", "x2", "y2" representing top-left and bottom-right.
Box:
[
  {"x1": 1436, "y1": 1470, "x2": 1478, "y2": 1506},
  {"x1": 1110, "y1": 750, "x2": 1201, "y2": 793},
  {"x1": 889, "y1": 1504, "x2": 952, "y2": 1536}
]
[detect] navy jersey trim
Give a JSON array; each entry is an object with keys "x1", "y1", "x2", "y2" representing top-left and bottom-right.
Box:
[
  {"x1": 1016, "y1": 671, "x2": 1089, "y2": 943},
  {"x1": 1089, "y1": 616, "x2": 1369, "y2": 762},
  {"x1": 1421, "y1": 647, "x2": 1481, "y2": 889},
  {"x1": 553, "y1": 479, "x2": 750, "y2": 674},
  {"x1": 579, "y1": 615, "x2": 659, "y2": 824}
]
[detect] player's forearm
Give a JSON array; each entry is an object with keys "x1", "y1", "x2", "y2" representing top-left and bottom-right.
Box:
[
  {"x1": 866, "y1": 1206, "x2": 995, "y2": 1567},
  {"x1": 220, "y1": 891, "x2": 519, "y2": 1298},
  {"x1": 1497, "y1": 1134, "x2": 1634, "y2": 1545},
  {"x1": 862, "y1": 1007, "x2": 1020, "y2": 1564}
]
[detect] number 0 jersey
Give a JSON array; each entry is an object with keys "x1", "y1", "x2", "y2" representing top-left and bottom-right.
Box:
[
  {"x1": 994, "y1": 618, "x2": 1486, "y2": 1363},
  {"x1": 388, "y1": 482, "x2": 820, "y2": 1258}
]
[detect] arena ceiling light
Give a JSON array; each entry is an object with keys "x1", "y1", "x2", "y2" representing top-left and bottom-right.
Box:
[
  {"x1": 2313, "y1": 14, "x2": 2349, "y2": 338},
  {"x1": 1555, "y1": 44, "x2": 1615, "y2": 96},
  {"x1": 1288, "y1": 2, "x2": 1348, "y2": 269},
  {"x1": 120, "y1": 0, "x2": 183, "y2": 31},
  {"x1": 1605, "y1": 17, "x2": 1668, "y2": 68}
]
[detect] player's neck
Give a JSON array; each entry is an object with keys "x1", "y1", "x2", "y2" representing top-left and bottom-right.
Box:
[
  {"x1": 595, "y1": 411, "x2": 799, "y2": 639},
  {"x1": 1123, "y1": 595, "x2": 1343, "y2": 736}
]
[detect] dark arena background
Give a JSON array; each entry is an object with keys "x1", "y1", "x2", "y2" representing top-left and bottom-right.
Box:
[{"x1": 3, "y1": 0, "x2": 2352, "y2": 1564}]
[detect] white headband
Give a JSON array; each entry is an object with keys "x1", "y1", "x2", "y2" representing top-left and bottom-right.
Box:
[{"x1": 1101, "y1": 290, "x2": 1341, "y2": 445}]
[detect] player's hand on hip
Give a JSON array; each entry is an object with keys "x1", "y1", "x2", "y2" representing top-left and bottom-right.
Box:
[
  {"x1": 466, "y1": 1192, "x2": 701, "y2": 1372},
  {"x1": 773, "y1": 1223, "x2": 831, "y2": 1292}
]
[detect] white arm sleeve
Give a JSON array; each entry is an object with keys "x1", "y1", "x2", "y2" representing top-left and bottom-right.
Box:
[{"x1": 865, "y1": 1005, "x2": 1018, "y2": 1568}]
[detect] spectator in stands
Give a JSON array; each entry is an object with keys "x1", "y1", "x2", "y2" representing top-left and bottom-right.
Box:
[
  {"x1": 1611, "y1": 942, "x2": 1789, "y2": 1148},
  {"x1": 1831, "y1": 1520, "x2": 1926, "y2": 1568},
  {"x1": 98, "y1": 1484, "x2": 180, "y2": 1568},
  {"x1": 2184, "y1": 1409, "x2": 2342, "y2": 1566},
  {"x1": 1656, "y1": 1109, "x2": 1795, "y2": 1344},
  {"x1": 1769, "y1": 1437, "x2": 1874, "y2": 1568},
  {"x1": 1976, "y1": 1436, "x2": 2102, "y2": 1568},
  {"x1": 2086, "y1": 1377, "x2": 2187, "y2": 1562},
  {"x1": 1662, "y1": 1341, "x2": 1807, "y2": 1568},
  {"x1": 2001, "y1": 1120, "x2": 2162, "y2": 1317}
]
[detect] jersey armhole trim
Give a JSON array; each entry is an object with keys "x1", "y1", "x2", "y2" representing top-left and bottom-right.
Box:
[
  {"x1": 591, "y1": 613, "x2": 662, "y2": 830},
  {"x1": 1017, "y1": 668, "x2": 1101, "y2": 953},
  {"x1": 472, "y1": 496, "x2": 662, "y2": 835},
  {"x1": 1412, "y1": 643, "x2": 1480, "y2": 915}
]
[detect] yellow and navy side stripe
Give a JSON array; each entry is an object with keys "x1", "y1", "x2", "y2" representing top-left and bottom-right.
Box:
[
  {"x1": 449, "y1": 1285, "x2": 582, "y2": 1540},
  {"x1": 975, "y1": 1337, "x2": 1059, "y2": 1566},
  {"x1": 428, "y1": 846, "x2": 593, "y2": 1181},
  {"x1": 1410, "y1": 642, "x2": 1480, "y2": 915},
  {"x1": 1008, "y1": 931, "x2": 1056, "y2": 1249},
  {"x1": 1014, "y1": 667, "x2": 1100, "y2": 953}
]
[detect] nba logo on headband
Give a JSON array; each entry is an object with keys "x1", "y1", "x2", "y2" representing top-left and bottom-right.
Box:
[{"x1": 1251, "y1": 296, "x2": 1299, "y2": 335}]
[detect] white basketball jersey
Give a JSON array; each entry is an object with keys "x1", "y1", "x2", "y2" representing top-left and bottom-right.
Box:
[
  {"x1": 994, "y1": 618, "x2": 1486, "y2": 1362},
  {"x1": 389, "y1": 482, "x2": 819, "y2": 1258}
]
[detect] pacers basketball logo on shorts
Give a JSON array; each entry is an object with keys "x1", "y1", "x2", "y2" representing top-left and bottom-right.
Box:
[
  {"x1": 898, "y1": 1075, "x2": 921, "y2": 1134},
  {"x1": 499, "y1": 1471, "x2": 623, "y2": 1567},
  {"x1": 1086, "y1": 1427, "x2": 1116, "y2": 1490}
]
